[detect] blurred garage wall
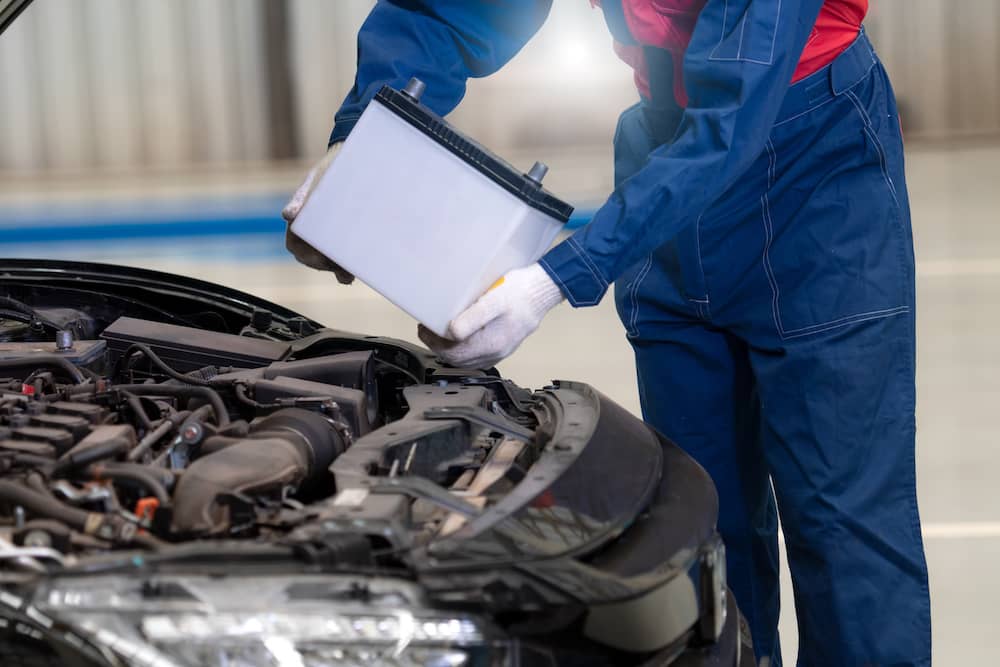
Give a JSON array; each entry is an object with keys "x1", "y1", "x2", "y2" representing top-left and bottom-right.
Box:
[
  {"x1": 0, "y1": 0, "x2": 998, "y2": 175},
  {"x1": 866, "y1": 1, "x2": 1000, "y2": 141},
  {"x1": 0, "y1": 0, "x2": 277, "y2": 171}
]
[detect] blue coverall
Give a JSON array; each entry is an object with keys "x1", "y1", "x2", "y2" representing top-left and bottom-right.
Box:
[{"x1": 330, "y1": 2, "x2": 932, "y2": 665}]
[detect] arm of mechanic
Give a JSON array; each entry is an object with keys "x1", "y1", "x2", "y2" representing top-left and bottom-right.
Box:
[
  {"x1": 425, "y1": 0, "x2": 827, "y2": 367},
  {"x1": 329, "y1": 0, "x2": 553, "y2": 145},
  {"x1": 542, "y1": 0, "x2": 826, "y2": 305},
  {"x1": 283, "y1": 0, "x2": 552, "y2": 282}
]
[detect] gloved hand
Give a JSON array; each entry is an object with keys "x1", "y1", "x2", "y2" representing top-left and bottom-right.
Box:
[
  {"x1": 418, "y1": 263, "x2": 564, "y2": 368},
  {"x1": 281, "y1": 142, "x2": 355, "y2": 285}
]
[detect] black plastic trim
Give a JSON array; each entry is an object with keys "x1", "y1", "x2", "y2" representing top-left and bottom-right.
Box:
[{"x1": 374, "y1": 85, "x2": 574, "y2": 223}]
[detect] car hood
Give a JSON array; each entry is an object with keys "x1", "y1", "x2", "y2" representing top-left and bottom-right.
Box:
[{"x1": 0, "y1": 257, "x2": 317, "y2": 327}]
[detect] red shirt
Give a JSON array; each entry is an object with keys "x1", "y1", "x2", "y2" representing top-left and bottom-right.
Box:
[
  {"x1": 599, "y1": 0, "x2": 868, "y2": 105},
  {"x1": 793, "y1": 1, "x2": 868, "y2": 81}
]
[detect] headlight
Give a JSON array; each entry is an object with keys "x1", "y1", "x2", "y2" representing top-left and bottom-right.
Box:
[
  {"x1": 33, "y1": 574, "x2": 504, "y2": 667},
  {"x1": 137, "y1": 612, "x2": 479, "y2": 666}
]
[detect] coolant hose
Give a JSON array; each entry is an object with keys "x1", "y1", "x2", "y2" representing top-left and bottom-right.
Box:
[
  {"x1": 0, "y1": 480, "x2": 165, "y2": 549},
  {"x1": 89, "y1": 463, "x2": 172, "y2": 505},
  {"x1": 0, "y1": 480, "x2": 91, "y2": 528}
]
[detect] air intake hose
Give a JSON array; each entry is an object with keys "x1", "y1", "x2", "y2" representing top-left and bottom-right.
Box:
[{"x1": 170, "y1": 408, "x2": 346, "y2": 534}]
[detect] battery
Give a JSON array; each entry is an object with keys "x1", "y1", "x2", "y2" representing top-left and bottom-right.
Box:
[{"x1": 289, "y1": 78, "x2": 573, "y2": 337}]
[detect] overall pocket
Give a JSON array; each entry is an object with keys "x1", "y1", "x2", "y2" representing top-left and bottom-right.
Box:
[
  {"x1": 708, "y1": 0, "x2": 782, "y2": 64},
  {"x1": 761, "y1": 71, "x2": 911, "y2": 340}
]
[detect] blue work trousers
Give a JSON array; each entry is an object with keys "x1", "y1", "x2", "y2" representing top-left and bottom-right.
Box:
[{"x1": 613, "y1": 33, "x2": 931, "y2": 666}]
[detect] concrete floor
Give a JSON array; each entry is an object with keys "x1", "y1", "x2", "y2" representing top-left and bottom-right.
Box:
[{"x1": 3, "y1": 143, "x2": 999, "y2": 665}]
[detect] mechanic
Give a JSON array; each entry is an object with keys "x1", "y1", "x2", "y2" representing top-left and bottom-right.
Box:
[{"x1": 282, "y1": 2, "x2": 931, "y2": 665}]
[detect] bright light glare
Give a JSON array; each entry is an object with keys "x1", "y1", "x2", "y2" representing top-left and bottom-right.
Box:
[
  {"x1": 140, "y1": 612, "x2": 483, "y2": 644},
  {"x1": 553, "y1": 36, "x2": 594, "y2": 75},
  {"x1": 263, "y1": 637, "x2": 305, "y2": 667}
]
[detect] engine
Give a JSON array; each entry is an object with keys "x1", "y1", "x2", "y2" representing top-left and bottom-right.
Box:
[{"x1": 0, "y1": 314, "x2": 418, "y2": 558}]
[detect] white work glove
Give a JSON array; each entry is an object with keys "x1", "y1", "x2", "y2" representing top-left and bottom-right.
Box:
[
  {"x1": 281, "y1": 142, "x2": 355, "y2": 285},
  {"x1": 418, "y1": 263, "x2": 564, "y2": 368}
]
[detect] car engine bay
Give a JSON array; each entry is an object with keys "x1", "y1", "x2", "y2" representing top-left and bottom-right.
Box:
[
  {"x1": 0, "y1": 260, "x2": 743, "y2": 666},
  {"x1": 0, "y1": 303, "x2": 549, "y2": 565}
]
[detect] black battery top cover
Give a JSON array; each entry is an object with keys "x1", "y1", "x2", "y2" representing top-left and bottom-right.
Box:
[{"x1": 374, "y1": 81, "x2": 575, "y2": 223}]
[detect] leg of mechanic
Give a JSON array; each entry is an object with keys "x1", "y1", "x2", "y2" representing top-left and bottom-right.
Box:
[
  {"x1": 615, "y1": 244, "x2": 783, "y2": 665},
  {"x1": 612, "y1": 97, "x2": 783, "y2": 665},
  {"x1": 752, "y1": 313, "x2": 929, "y2": 666},
  {"x1": 727, "y1": 56, "x2": 931, "y2": 665}
]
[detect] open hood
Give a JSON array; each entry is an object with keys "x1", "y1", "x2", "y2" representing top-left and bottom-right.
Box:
[{"x1": 0, "y1": 0, "x2": 31, "y2": 35}]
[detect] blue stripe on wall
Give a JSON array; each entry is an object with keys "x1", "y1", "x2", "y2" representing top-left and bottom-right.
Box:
[{"x1": 0, "y1": 199, "x2": 595, "y2": 245}]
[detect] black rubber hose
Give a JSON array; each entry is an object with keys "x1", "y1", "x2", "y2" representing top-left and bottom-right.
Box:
[
  {"x1": 0, "y1": 308, "x2": 33, "y2": 323},
  {"x1": 0, "y1": 480, "x2": 91, "y2": 528},
  {"x1": 24, "y1": 472, "x2": 52, "y2": 497},
  {"x1": 119, "y1": 384, "x2": 229, "y2": 427},
  {"x1": 0, "y1": 481, "x2": 166, "y2": 550},
  {"x1": 0, "y1": 296, "x2": 62, "y2": 331},
  {"x1": 254, "y1": 408, "x2": 347, "y2": 472},
  {"x1": 130, "y1": 532, "x2": 166, "y2": 550},
  {"x1": 53, "y1": 439, "x2": 132, "y2": 476},
  {"x1": 233, "y1": 382, "x2": 277, "y2": 409},
  {"x1": 123, "y1": 392, "x2": 154, "y2": 430},
  {"x1": 0, "y1": 355, "x2": 86, "y2": 384},
  {"x1": 129, "y1": 406, "x2": 206, "y2": 463},
  {"x1": 70, "y1": 383, "x2": 229, "y2": 426},
  {"x1": 122, "y1": 343, "x2": 212, "y2": 386},
  {"x1": 126, "y1": 420, "x2": 173, "y2": 463},
  {"x1": 89, "y1": 463, "x2": 171, "y2": 505},
  {"x1": 77, "y1": 365, "x2": 103, "y2": 382}
]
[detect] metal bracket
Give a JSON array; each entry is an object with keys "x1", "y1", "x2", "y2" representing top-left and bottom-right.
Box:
[
  {"x1": 423, "y1": 405, "x2": 534, "y2": 442},
  {"x1": 371, "y1": 476, "x2": 482, "y2": 518},
  {"x1": 459, "y1": 377, "x2": 537, "y2": 413}
]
